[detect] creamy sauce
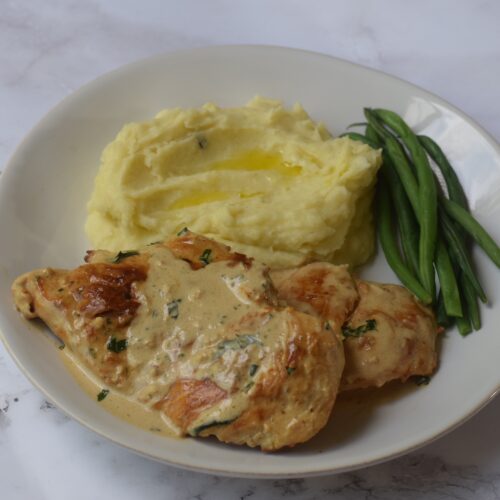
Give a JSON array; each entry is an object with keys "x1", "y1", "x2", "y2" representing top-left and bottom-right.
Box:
[
  {"x1": 61, "y1": 243, "x2": 295, "y2": 436},
  {"x1": 59, "y1": 347, "x2": 178, "y2": 437},
  {"x1": 60, "y1": 341, "x2": 420, "y2": 444}
]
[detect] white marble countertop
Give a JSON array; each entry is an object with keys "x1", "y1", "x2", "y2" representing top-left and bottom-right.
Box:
[{"x1": 1, "y1": 1, "x2": 499, "y2": 498}]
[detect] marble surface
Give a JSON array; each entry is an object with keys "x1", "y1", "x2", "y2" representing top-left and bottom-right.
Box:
[{"x1": 1, "y1": 0, "x2": 500, "y2": 498}]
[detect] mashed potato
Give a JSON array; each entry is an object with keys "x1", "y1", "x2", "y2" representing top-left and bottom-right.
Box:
[{"x1": 86, "y1": 97, "x2": 381, "y2": 268}]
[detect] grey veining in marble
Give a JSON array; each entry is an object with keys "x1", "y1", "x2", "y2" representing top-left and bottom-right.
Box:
[{"x1": 1, "y1": 1, "x2": 499, "y2": 499}]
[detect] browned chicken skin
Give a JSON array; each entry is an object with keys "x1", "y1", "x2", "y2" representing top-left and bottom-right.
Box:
[
  {"x1": 271, "y1": 263, "x2": 359, "y2": 330},
  {"x1": 341, "y1": 280, "x2": 438, "y2": 390}
]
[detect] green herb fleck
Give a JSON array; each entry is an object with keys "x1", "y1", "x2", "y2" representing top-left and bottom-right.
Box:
[
  {"x1": 112, "y1": 250, "x2": 139, "y2": 263},
  {"x1": 200, "y1": 248, "x2": 212, "y2": 266},
  {"x1": 88, "y1": 347, "x2": 97, "y2": 359},
  {"x1": 58, "y1": 343, "x2": 65, "y2": 350},
  {"x1": 286, "y1": 367, "x2": 296, "y2": 375},
  {"x1": 97, "y1": 389, "x2": 109, "y2": 402},
  {"x1": 215, "y1": 335, "x2": 262, "y2": 358},
  {"x1": 249, "y1": 364, "x2": 259, "y2": 376},
  {"x1": 57, "y1": 288, "x2": 64, "y2": 292},
  {"x1": 196, "y1": 135, "x2": 208, "y2": 149},
  {"x1": 167, "y1": 299, "x2": 182, "y2": 319},
  {"x1": 342, "y1": 319, "x2": 377, "y2": 338},
  {"x1": 107, "y1": 336, "x2": 128, "y2": 353},
  {"x1": 190, "y1": 417, "x2": 237, "y2": 437},
  {"x1": 324, "y1": 321, "x2": 332, "y2": 331},
  {"x1": 177, "y1": 227, "x2": 189, "y2": 236},
  {"x1": 244, "y1": 381, "x2": 254, "y2": 392},
  {"x1": 413, "y1": 375, "x2": 431, "y2": 386}
]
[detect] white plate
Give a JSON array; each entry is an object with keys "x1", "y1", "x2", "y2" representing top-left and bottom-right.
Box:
[{"x1": 0, "y1": 46, "x2": 499, "y2": 478}]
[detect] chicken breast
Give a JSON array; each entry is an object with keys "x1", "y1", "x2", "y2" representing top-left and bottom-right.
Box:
[
  {"x1": 271, "y1": 265, "x2": 438, "y2": 390},
  {"x1": 12, "y1": 232, "x2": 344, "y2": 451},
  {"x1": 340, "y1": 280, "x2": 438, "y2": 390},
  {"x1": 270, "y1": 262, "x2": 359, "y2": 330}
]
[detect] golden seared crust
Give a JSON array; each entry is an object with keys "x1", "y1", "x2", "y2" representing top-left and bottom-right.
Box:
[
  {"x1": 271, "y1": 262, "x2": 359, "y2": 330},
  {"x1": 155, "y1": 378, "x2": 228, "y2": 433},
  {"x1": 164, "y1": 232, "x2": 253, "y2": 270},
  {"x1": 11, "y1": 257, "x2": 149, "y2": 389},
  {"x1": 271, "y1": 264, "x2": 439, "y2": 392},
  {"x1": 207, "y1": 308, "x2": 344, "y2": 451},
  {"x1": 68, "y1": 261, "x2": 148, "y2": 325},
  {"x1": 340, "y1": 280, "x2": 438, "y2": 391}
]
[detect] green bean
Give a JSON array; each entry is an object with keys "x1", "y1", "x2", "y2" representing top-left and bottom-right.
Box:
[
  {"x1": 345, "y1": 127, "x2": 421, "y2": 275},
  {"x1": 436, "y1": 291, "x2": 453, "y2": 328},
  {"x1": 440, "y1": 210, "x2": 487, "y2": 303},
  {"x1": 455, "y1": 314, "x2": 473, "y2": 337},
  {"x1": 339, "y1": 132, "x2": 380, "y2": 150},
  {"x1": 378, "y1": 179, "x2": 432, "y2": 304},
  {"x1": 383, "y1": 135, "x2": 420, "y2": 216},
  {"x1": 364, "y1": 108, "x2": 394, "y2": 142},
  {"x1": 441, "y1": 198, "x2": 500, "y2": 267},
  {"x1": 460, "y1": 273, "x2": 481, "y2": 330},
  {"x1": 365, "y1": 124, "x2": 380, "y2": 145},
  {"x1": 381, "y1": 152, "x2": 420, "y2": 276},
  {"x1": 374, "y1": 109, "x2": 438, "y2": 302},
  {"x1": 372, "y1": 108, "x2": 415, "y2": 138},
  {"x1": 341, "y1": 128, "x2": 421, "y2": 276},
  {"x1": 342, "y1": 128, "x2": 421, "y2": 277},
  {"x1": 364, "y1": 111, "x2": 420, "y2": 212},
  {"x1": 346, "y1": 122, "x2": 368, "y2": 130},
  {"x1": 418, "y1": 135, "x2": 468, "y2": 208},
  {"x1": 435, "y1": 238, "x2": 462, "y2": 317}
]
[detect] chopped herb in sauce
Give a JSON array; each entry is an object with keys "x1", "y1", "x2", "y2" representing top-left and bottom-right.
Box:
[
  {"x1": 196, "y1": 135, "x2": 208, "y2": 149},
  {"x1": 199, "y1": 248, "x2": 212, "y2": 266},
  {"x1": 58, "y1": 343, "x2": 65, "y2": 350},
  {"x1": 249, "y1": 364, "x2": 259, "y2": 376},
  {"x1": 88, "y1": 347, "x2": 97, "y2": 358},
  {"x1": 342, "y1": 319, "x2": 377, "y2": 338},
  {"x1": 112, "y1": 250, "x2": 139, "y2": 263},
  {"x1": 286, "y1": 367, "x2": 296, "y2": 375},
  {"x1": 177, "y1": 227, "x2": 189, "y2": 236},
  {"x1": 413, "y1": 375, "x2": 431, "y2": 386},
  {"x1": 324, "y1": 321, "x2": 332, "y2": 331},
  {"x1": 244, "y1": 381, "x2": 254, "y2": 392},
  {"x1": 215, "y1": 334, "x2": 262, "y2": 358},
  {"x1": 107, "y1": 336, "x2": 128, "y2": 353},
  {"x1": 167, "y1": 299, "x2": 182, "y2": 319},
  {"x1": 190, "y1": 417, "x2": 237, "y2": 437},
  {"x1": 97, "y1": 389, "x2": 109, "y2": 401}
]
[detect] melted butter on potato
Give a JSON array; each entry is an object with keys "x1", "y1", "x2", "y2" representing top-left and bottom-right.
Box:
[{"x1": 86, "y1": 97, "x2": 381, "y2": 268}]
